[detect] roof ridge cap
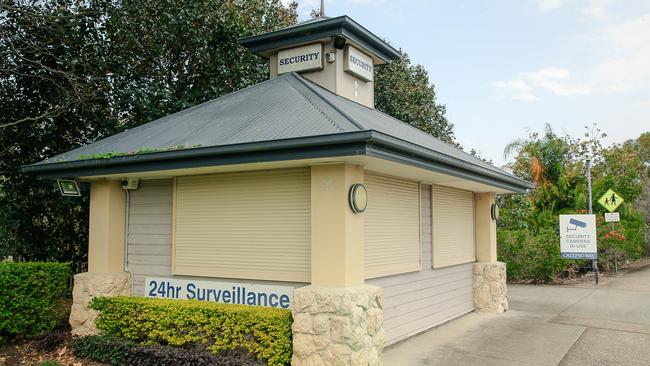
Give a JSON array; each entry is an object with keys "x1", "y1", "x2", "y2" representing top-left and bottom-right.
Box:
[{"x1": 289, "y1": 72, "x2": 367, "y2": 131}]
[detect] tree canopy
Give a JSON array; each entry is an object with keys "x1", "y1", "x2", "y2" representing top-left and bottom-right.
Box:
[
  {"x1": 0, "y1": 0, "x2": 297, "y2": 269},
  {"x1": 0, "y1": 2, "x2": 456, "y2": 270},
  {"x1": 375, "y1": 53, "x2": 455, "y2": 144}
]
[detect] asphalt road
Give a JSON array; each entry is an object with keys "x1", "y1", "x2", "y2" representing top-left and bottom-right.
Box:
[{"x1": 383, "y1": 264, "x2": 650, "y2": 366}]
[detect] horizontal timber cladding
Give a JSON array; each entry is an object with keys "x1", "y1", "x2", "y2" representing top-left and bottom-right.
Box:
[
  {"x1": 368, "y1": 184, "x2": 474, "y2": 346},
  {"x1": 432, "y1": 185, "x2": 476, "y2": 268},
  {"x1": 364, "y1": 171, "x2": 421, "y2": 278},
  {"x1": 127, "y1": 179, "x2": 173, "y2": 296},
  {"x1": 173, "y1": 168, "x2": 311, "y2": 282}
]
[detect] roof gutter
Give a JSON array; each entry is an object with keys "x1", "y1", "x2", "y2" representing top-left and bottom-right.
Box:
[
  {"x1": 367, "y1": 131, "x2": 533, "y2": 193},
  {"x1": 23, "y1": 130, "x2": 532, "y2": 193},
  {"x1": 21, "y1": 131, "x2": 373, "y2": 178}
]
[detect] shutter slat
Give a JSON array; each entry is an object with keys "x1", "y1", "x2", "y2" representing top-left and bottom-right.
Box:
[
  {"x1": 173, "y1": 168, "x2": 311, "y2": 282},
  {"x1": 432, "y1": 185, "x2": 476, "y2": 268},
  {"x1": 364, "y1": 171, "x2": 420, "y2": 278}
]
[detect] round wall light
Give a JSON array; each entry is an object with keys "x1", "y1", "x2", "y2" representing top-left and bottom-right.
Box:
[
  {"x1": 491, "y1": 203, "x2": 499, "y2": 221},
  {"x1": 349, "y1": 183, "x2": 368, "y2": 213}
]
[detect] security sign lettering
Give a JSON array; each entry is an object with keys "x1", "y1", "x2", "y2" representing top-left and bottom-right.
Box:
[{"x1": 559, "y1": 214, "x2": 597, "y2": 259}]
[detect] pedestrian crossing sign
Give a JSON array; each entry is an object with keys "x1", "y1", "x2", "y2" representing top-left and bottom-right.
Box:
[{"x1": 597, "y1": 189, "x2": 624, "y2": 212}]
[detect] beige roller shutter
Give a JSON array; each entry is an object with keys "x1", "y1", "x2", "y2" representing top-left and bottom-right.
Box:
[
  {"x1": 432, "y1": 185, "x2": 475, "y2": 268},
  {"x1": 173, "y1": 168, "x2": 310, "y2": 282},
  {"x1": 364, "y1": 171, "x2": 420, "y2": 278}
]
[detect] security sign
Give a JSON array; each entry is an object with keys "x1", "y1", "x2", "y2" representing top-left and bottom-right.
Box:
[
  {"x1": 559, "y1": 214, "x2": 597, "y2": 259},
  {"x1": 598, "y1": 189, "x2": 624, "y2": 212}
]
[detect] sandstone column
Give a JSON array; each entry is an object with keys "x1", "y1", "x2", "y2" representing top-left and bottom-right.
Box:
[
  {"x1": 473, "y1": 192, "x2": 508, "y2": 313},
  {"x1": 70, "y1": 180, "x2": 131, "y2": 335},
  {"x1": 291, "y1": 164, "x2": 383, "y2": 365}
]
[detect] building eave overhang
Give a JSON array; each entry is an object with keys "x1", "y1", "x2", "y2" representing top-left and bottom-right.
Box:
[
  {"x1": 239, "y1": 16, "x2": 401, "y2": 62},
  {"x1": 22, "y1": 130, "x2": 533, "y2": 194}
]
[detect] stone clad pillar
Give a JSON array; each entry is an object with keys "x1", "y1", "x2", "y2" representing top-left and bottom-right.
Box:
[
  {"x1": 70, "y1": 180, "x2": 131, "y2": 336},
  {"x1": 291, "y1": 164, "x2": 383, "y2": 365},
  {"x1": 473, "y1": 192, "x2": 508, "y2": 313}
]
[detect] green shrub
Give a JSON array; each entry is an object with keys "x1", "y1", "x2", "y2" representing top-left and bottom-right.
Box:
[
  {"x1": 0, "y1": 262, "x2": 71, "y2": 343},
  {"x1": 38, "y1": 361, "x2": 61, "y2": 366},
  {"x1": 90, "y1": 296, "x2": 292, "y2": 366},
  {"x1": 498, "y1": 228, "x2": 571, "y2": 282},
  {"x1": 597, "y1": 211, "x2": 648, "y2": 271},
  {"x1": 71, "y1": 335, "x2": 264, "y2": 366}
]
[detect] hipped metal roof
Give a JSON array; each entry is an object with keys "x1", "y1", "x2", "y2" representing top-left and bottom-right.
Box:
[{"x1": 23, "y1": 72, "x2": 532, "y2": 193}]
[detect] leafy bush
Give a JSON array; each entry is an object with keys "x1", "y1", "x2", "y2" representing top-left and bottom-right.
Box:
[
  {"x1": 498, "y1": 228, "x2": 571, "y2": 282},
  {"x1": 90, "y1": 297, "x2": 292, "y2": 366},
  {"x1": 33, "y1": 330, "x2": 67, "y2": 352},
  {"x1": 37, "y1": 361, "x2": 61, "y2": 366},
  {"x1": 0, "y1": 262, "x2": 70, "y2": 343},
  {"x1": 71, "y1": 335, "x2": 264, "y2": 366},
  {"x1": 597, "y1": 211, "x2": 647, "y2": 271}
]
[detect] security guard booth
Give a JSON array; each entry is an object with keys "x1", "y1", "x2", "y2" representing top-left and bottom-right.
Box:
[{"x1": 24, "y1": 15, "x2": 532, "y2": 365}]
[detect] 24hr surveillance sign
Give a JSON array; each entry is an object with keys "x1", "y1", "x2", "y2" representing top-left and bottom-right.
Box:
[{"x1": 559, "y1": 214, "x2": 597, "y2": 259}]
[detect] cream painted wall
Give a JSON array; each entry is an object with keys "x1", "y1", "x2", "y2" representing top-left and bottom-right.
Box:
[
  {"x1": 88, "y1": 180, "x2": 126, "y2": 273},
  {"x1": 270, "y1": 43, "x2": 374, "y2": 108},
  {"x1": 310, "y1": 164, "x2": 365, "y2": 286},
  {"x1": 474, "y1": 192, "x2": 497, "y2": 262}
]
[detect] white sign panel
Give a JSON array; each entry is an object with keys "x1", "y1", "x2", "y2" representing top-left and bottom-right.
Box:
[
  {"x1": 277, "y1": 43, "x2": 323, "y2": 74},
  {"x1": 344, "y1": 45, "x2": 374, "y2": 82},
  {"x1": 145, "y1": 277, "x2": 295, "y2": 309},
  {"x1": 605, "y1": 212, "x2": 620, "y2": 222},
  {"x1": 559, "y1": 214, "x2": 597, "y2": 259}
]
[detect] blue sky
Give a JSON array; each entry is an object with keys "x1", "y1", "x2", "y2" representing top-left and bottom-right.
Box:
[{"x1": 285, "y1": 0, "x2": 650, "y2": 166}]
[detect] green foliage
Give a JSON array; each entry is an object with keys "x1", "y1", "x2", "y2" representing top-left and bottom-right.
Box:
[
  {"x1": 0, "y1": 0, "x2": 297, "y2": 270},
  {"x1": 71, "y1": 335, "x2": 264, "y2": 366},
  {"x1": 597, "y1": 212, "x2": 647, "y2": 271},
  {"x1": 0, "y1": 262, "x2": 71, "y2": 343},
  {"x1": 375, "y1": 53, "x2": 455, "y2": 144},
  {"x1": 90, "y1": 296, "x2": 292, "y2": 366},
  {"x1": 498, "y1": 228, "x2": 572, "y2": 282},
  {"x1": 38, "y1": 361, "x2": 61, "y2": 366},
  {"x1": 500, "y1": 127, "x2": 649, "y2": 281}
]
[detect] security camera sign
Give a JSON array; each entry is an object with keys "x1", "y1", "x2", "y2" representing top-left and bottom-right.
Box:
[{"x1": 560, "y1": 214, "x2": 597, "y2": 259}]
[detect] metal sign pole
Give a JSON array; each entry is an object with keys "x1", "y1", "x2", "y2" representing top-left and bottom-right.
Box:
[{"x1": 586, "y1": 156, "x2": 599, "y2": 285}]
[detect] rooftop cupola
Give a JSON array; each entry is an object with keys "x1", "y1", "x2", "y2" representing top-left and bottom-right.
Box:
[{"x1": 239, "y1": 15, "x2": 400, "y2": 108}]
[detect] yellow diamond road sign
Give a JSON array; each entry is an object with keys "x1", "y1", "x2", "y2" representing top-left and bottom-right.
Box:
[{"x1": 598, "y1": 189, "x2": 624, "y2": 212}]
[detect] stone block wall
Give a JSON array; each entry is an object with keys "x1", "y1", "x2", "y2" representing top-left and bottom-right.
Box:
[
  {"x1": 69, "y1": 272, "x2": 131, "y2": 336},
  {"x1": 473, "y1": 261, "x2": 508, "y2": 313},
  {"x1": 291, "y1": 285, "x2": 384, "y2": 366}
]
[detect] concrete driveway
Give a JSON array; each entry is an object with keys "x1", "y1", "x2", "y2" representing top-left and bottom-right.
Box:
[{"x1": 383, "y1": 264, "x2": 650, "y2": 366}]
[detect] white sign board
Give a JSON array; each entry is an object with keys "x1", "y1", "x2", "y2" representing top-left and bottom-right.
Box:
[
  {"x1": 559, "y1": 214, "x2": 597, "y2": 259},
  {"x1": 277, "y1": 43, "x2": 323, "y2": 74},
  {"x1": 145, "y1": 277, "x2": 295, "y2": 309},
  {"x1": 605, "y1": 212, "x2": 620, "y2": 222},
  {"x1": 344, "y1": 45, "x2": 374, "y2": 82}
]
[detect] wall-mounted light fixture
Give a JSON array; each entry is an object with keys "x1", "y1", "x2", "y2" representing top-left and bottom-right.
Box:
[
  {"x1": 491, "y1": 203, "x2": 499, "y2": 221},
  {"x1": 349, "y1": 183, "x2": 368, "y2": 213},
  {"x1": 57, "y1": 179, "x2": 81, "y2": 197}
]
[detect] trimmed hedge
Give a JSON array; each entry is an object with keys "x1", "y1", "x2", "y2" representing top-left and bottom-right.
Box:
[
  {"x1": 90, "y1": 296, "x2": 292, "y2": 366},
  {"x1": 0, "y1": 262, "x2": 71, "y2": 343},
  {"x1": 71, "y1": 335, "x2": 264, "y2": 366},
  {"x1": 497, "y1": 228, "x2": 571, "y2": 282}
]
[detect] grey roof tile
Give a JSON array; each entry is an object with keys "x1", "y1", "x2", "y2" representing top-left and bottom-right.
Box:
[{"x1": 33, "y1": 72, "x2": 526, "y2": 189}]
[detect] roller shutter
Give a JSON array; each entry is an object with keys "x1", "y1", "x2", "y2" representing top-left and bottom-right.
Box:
[
  {"x1": 432, "y1": 185, "x2": 475, "y2": 268},
  {"x1": 173, "y1": 168, "x2": 311, "y2": 282},
  {"x1": 364, "y1": 171, "x2": 420, "y2": 278}
]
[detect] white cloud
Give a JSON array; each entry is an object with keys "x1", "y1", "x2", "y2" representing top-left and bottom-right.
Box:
[{"x1": 492, "y1": 12, "x2": 650, "y2": 100}]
